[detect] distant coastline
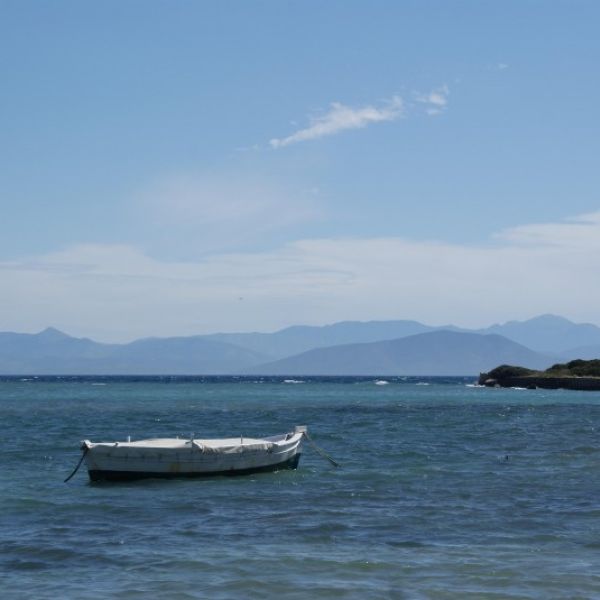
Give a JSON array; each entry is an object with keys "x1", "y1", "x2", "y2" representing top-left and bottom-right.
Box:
[{"x1": 2, "y1": 315, "x2": 599, "y2": 376}]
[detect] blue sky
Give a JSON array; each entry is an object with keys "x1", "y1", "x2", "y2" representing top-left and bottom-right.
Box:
[{"x1": 2, "y1": 1, "x2": 600, "y2": 341}]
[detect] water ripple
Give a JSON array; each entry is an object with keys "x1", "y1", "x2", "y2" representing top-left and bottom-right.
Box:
[{"x1": 1, "y1": 378, "x2": 600, "y2": 598}]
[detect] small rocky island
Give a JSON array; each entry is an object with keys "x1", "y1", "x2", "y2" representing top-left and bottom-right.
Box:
[{"x1": 479, "y1": 359, "x2": 600, "y2": 391}]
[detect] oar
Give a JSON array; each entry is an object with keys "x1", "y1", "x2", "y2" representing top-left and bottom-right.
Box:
[
  {"x1": 64, "y1": 447, "x2": 88, "y2": 483},
  {"x1": 303, "y1": 431, "x2": 340, "y2": 468}
]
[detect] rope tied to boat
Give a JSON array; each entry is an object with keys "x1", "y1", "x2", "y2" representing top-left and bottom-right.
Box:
[
  {"x1": 64, "y1": 446, "x2": 88, "y2": 483},
  {"x1": 303, "y1": 431, "x2": 340, "y2": 468}
]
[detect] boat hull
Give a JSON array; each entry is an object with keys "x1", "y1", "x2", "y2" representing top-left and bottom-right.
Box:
[{"x1": 88, "y1": 453, "x2": 301, "y2": 482}]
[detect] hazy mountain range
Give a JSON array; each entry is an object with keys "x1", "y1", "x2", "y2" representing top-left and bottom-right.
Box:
[
  {"x1": 245, "y1": 331, "x2": 553, "y2": 376},
  {"x1": 1, "y1": 314, "x2": 599, "y2": 376}
]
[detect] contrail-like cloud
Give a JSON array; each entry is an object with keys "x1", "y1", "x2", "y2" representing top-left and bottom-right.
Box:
[{"x1": 270, "y1": 96, "x2": 403, "y2": 149}]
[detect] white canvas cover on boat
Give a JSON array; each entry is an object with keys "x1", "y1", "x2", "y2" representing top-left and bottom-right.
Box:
[
  {"x1": 193, "y1": 438, "x2": 274, "y2": 453},
  {"x1": 84, "y1": 437, "x2": 275, "y2": 454}
]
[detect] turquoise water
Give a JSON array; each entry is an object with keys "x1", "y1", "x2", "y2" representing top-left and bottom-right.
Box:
[{"x1": 1, "y1": 377, "x2": 600, "y2": 599}]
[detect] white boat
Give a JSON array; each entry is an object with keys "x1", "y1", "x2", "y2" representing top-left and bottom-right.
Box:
[{"x1": 80, "y1": 426, "x2": 306, "y2": 482}]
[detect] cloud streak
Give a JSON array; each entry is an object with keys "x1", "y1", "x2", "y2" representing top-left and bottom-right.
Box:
[
  {"x1": 495, "y1": 211, "x2": 600, "y2": 249},
  {"x1": 1, "y1": 212, "x2": 599, "y2": 341},
  {"x1": 270, "y1": 96, "x2": 403, "y2": 148},
  {"x1": 131, "y1": 171, "x2": 323, "y2": 257},
  {"x1": 270, "y1": 86, "x2": 450, "y2": 148}
]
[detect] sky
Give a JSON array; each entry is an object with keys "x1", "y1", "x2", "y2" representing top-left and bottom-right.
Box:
[{"x1": 1, "y1": 1, "x2": 600, "y2": 342}]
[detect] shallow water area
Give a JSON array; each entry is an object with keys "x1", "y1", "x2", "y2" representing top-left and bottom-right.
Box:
[{"x1": 1, "y1": 376, "x2": 600, "y2": 598}]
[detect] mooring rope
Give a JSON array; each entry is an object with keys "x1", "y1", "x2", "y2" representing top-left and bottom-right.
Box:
[
  {"x1": 64, "y1": 447, "x2": 88, "y2": 483},
  {"x1": 303, "y1": 432, "x2": 340, "y2": 468}
]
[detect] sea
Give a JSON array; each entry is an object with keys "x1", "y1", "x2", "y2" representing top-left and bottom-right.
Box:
[{"x1": 1, "y1": 375, "x2": 599, "y2": 599}]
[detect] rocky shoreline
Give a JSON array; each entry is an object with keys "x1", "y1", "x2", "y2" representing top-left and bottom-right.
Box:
[
  {"x1": 479, "y1": 359, "x2": 600, "y2": 391},
  {"x1": 479, "y1": 374, "x2": 600, "y2": 391}
]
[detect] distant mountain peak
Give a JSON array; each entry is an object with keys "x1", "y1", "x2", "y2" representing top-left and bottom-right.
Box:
[
  {"x1": 526, "y1": 314, "x2": 572, "y2": 324},
  {"x1": 493, "y1": 314, "x2": 569, "y2": 328},
  {"x1": 36, "y1": 327, "x2": 71, "y2": 340}
]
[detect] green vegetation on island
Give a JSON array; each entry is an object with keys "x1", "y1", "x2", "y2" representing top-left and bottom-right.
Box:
[{"x1": 544, "y1": 359, "x2": 600, "y2": 377}]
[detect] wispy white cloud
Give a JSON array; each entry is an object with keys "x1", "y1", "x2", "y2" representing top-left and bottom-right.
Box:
[
  {"x1": 270, "y1": 96, "x2": 403, "y2": 149},
  {"x1": 132, "y1": 171, "x2": 322, "y2": 256},
  {"x1": 495, "y1": 211, "x2": 600, "y2": 249},
  {"x1": 1, "y1": 212, "x2": 599, "y2": 340},
  {"x1": 269, "y1": 87, "x2": 451, "y2": 148},
  {"x1": 485, "y1": 62, "x2": 509, "y2": 72},
  {"x1": 415, "y1": 85, "x2": 449, "y2": 115}
]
